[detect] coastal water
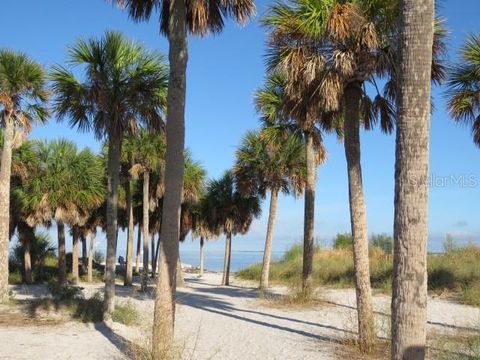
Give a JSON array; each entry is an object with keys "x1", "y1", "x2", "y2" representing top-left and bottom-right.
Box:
[{"x1": 179, "y1": 249, "x2": 286, "y2": 272}]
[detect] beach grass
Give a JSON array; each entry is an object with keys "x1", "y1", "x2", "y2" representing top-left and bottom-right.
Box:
[{"x1": 237, "y1": 243, "x2": 480, "y2": 307}]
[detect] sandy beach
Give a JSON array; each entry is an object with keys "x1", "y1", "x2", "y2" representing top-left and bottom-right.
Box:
[{"x1": 1, "y1": 272, "x2": 479, "y2": 360}]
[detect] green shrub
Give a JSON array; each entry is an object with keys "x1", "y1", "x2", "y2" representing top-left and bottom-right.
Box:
[
  {"x1": 112, "y1": 301, "x2": 140, "y2": 325},
  {"x1": 370, "y1": 233, "x2": 393, "y2": 253},
  {"x1": 333, "y1": 233, "x2": 353, "y2": 249}
]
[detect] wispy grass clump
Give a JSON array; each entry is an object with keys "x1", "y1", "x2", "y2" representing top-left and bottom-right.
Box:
[
  {"x1": 237, "y1": 243, "x2": 480, "y2": 307},
  {"x1": 112, "y1": 301, "x2": 140, "y2": 326}
]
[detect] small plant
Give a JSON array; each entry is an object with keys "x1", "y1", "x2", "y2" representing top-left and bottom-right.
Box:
[
  {"x1": 333, "y1": 233, "x2": 353, "y2": 249},
  {"x1": 112, "y1": 301, "x2": 140, "y2": 326},
  {"x1": 93, "y1": 249, "x2": 105, "y2": 264}
]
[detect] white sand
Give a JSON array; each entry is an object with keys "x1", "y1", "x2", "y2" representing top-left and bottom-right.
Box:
[{"x1": 1, "y1": 272, "x2": 479, "y2": 360}]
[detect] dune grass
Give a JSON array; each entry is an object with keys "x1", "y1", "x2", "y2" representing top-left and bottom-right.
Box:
[{"x1": 237, "y1": 243, "x2": 480, "y2": 307}]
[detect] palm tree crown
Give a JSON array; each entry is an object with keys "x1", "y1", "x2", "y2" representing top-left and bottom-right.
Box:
[
  {"x1": 446, "y1": 34, "x2": 480, "y2": 145},
  {"x1": 0, "y1": 49, "x2": 49, "y2": 131},
  {"x1": 50, "y1": 31, "x2": 168, "y2": 139}
]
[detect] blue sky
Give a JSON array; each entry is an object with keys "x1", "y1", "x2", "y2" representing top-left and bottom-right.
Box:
[{"x1": 2, "y1": 0, "x2": 480, "y2": 256}]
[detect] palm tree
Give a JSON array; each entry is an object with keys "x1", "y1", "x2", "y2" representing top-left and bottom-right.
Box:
[
  {"x1": 0, "y1": 49, "x2": 48, "y2": 300},
  {"x1": 127, "y1": 129, "x2": 166, "y2": 289},
  {"x1": 391, "y1": 1, "x2": 435, "y2": 358},
  {"x1": 254, "y1": 71, "x2": 328, "y2": 296},
  {"x1": 205, "y1": 171, "x2": 261, "y2": 286},
  {"x1": 114, "y1": 2, "x2": 255, "y2": 354},
  {"x1": 50, "y1": 31, "x2": 167, "y2": 317},
  {"x1": 14, "y1": 140, "x2": 104, "y2": 285},
  {"x1": 191, "y1": 196, "x2": 218, "y2": 277},
  {"x1": 9, "y1": 139, "x2": 41, "y2": 284},
  {"x1": 234, "y1": 128, "x2": 305, "y2": 290},
  {"x1": 446, "y1": 34, "x2": 480, "y2": 144}
]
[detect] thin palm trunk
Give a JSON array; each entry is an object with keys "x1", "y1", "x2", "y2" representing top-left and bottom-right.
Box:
[
  {"x1": 153, "y1": 230, "x2": 161, "y2": 275},
  {"x1": 88, "y1": 232, "x2": 95, "y2": 283},
  {"x1": 344, "y1": 83, "x2": 374, "y2": 351},
  {"x1": 152, "y1": 0, "x2": 188, "y2": 354},
  {"x1": 124, "y1": 176, "x2": 134, "y2": 286},
  {"x1": 18, "y1": 224, "x2": 33, "y2": 284},
  {"x1": 141, "y1": 171, "x2": 150, "y2": 290},
  {"x1": 0, "y1": 117, "x2": 14, "y2": 300},
  {"x1": 176, "y1": 255, "x2": 185, "y2": 287},
  {"x1": 221, "y1": 232, "x2": 232, "y2": 286},
  {"x1": 391, "y1": 1, "x2": 434, "y2": 359},
  {"x1": 104, "y1": 135, "x2": 122, "y2": 318},
  {"x1": 302, "y1": 130, "x2": 316, "y2": 295},
  {"x1": 151, "y1": 234, "x2": 155, "y2": 278},
  {"x1": 57, "y1": 221, "x2": 66, "y2": 285},
  {"x1": 260, "y1": 189, "x2": 279, "y2": 291},
  {"x1": 135, "y1": 225, "x2": 141, "y2": 274},
  {"x1": 72, "y1": 226, "x2": 79, "y2": 284},
  {"x1": 199, "y1": 237, "x2": 205, "y2": 277},
  {"x1": 81, "y1": 235, "x2": 87, "y2": 273}
]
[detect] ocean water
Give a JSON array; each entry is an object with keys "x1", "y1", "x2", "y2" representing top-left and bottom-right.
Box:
[{"x1": 179, "y1": 250, "x2": 286, "y2": 272}]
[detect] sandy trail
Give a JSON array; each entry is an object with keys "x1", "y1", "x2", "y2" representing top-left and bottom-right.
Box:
[{"x1": 1, "y1": 272, "x2": 479, "y2": 360}]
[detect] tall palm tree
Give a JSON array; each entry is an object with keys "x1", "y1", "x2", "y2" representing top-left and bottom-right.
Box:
[
  {"x1": 120, "y1": 136, "x2": 137, "y2": 286},
  {"x1": 446, "y1": 34, "x2": 480, "y2": 144},
  {"x1": 205, "y1": 171, "x2": 261, "y2": 286},
  {"x1": 391, "y1": 1, "x2": 435, "y2": 358},
  {"x1": 127, "y1": 129, "x2": 166, "y2": 289},
  {"x1": 234, "y1": 128, "x2": 305, "y2": 290},
  {"x1": 50, "y1": 31, "x2": 167, "y2": 317},
  {"x1": 0, "y1": 49, "x2": 48, "y2": 300},
  {"x1": 254, "y1": 71, "x2": 328, "y2": 296},
  {"x1": 114, "y1": 1, "x2": 255, "y2": 354}
]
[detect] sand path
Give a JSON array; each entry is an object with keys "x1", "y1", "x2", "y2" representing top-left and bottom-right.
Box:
[{"x1": 1, "y1": 272, "x2": 479, "y2": 360}]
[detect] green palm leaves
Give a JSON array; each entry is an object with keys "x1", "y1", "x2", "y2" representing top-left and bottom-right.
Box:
[
  {"x1": 50, "y1": 31, "x2": 168, "y2": 139},
  {"x1": 0, "y1": 49, "x2": 49, "y2": 131},
  {"x1": 13, "y1": 139, "x2": 104, "y2": 227},
  {"x1": 446, "y1": 34, "x2": 480, "y2": 145},
  {"x1": 235, "y1": 129, "x2": 306, "y2": 198}
]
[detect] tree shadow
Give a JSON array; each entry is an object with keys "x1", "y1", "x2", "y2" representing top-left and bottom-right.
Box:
[
  {"x1": 93, "y1": 322, "x2": 134, "y2": 359},
  {"x1": 176, "y1": 289, "x2": 353, "y2": 343}
]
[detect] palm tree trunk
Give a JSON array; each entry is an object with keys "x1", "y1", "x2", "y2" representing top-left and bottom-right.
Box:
[
  {"x1": 124, "y1": 176, "x2": 134, "y2": 286},
  {"x1": 302, "y1": 130, "x2": 316, "y2": 296},
  {"x1": 88, "y1": 232, "x2": 95, "y2": 283},
  {"x1": 151, "y1": 234, "x2": 156, "y2": 278},
  {"x1": 152, "y1": 0, "x2": 187, "y2": 354},
  {"x1": 135, "y1": 225, "x2": 141, "y2": 274},
  {"x1": 18, "y1": 223, "x2": 33, "y2": 284},
  {"x1": 221, "y1": 232, "x2": 232, "y2": 286},
  {"x1": 153, "y1": 231, "x2": 161, "y2": 275},
  {"x1": 103, "y1": 134, "x2": 122, "y2": 318},
  {"x1": 141, "y1": 171, "x2": 150, "y2": 290},
  {"x1": 260, "y1": 189, "x2": 279, "y2": 291},
  {"x1": 57, "y1": 221, "x2": 67, "y2": 285},
  {"x1": 344, "y1": 82, "x2": 375, "y2": 351},
  {"x1": 81, "y1": 235, "x2": 87, "y2": 273},
  {"x1": 391, "y1": 1, "x2": 434, "y2": 359},
  {"x1": 72, "y1": 226, "x2": 79, "y2": 284},
  {"x1": 0, "y1": 116, "x2": 14, "y2": 301},
  {"x1": 176, "y1": 255, "x2": 185, "y2": 287},
  {"x1": 199, "y1": 237, "x2": 205, "y2": 277}
]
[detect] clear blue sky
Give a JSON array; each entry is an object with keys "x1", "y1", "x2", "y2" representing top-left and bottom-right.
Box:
[{"x1": 1, "y1": 0, "x2": 480, "y2": 256}]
